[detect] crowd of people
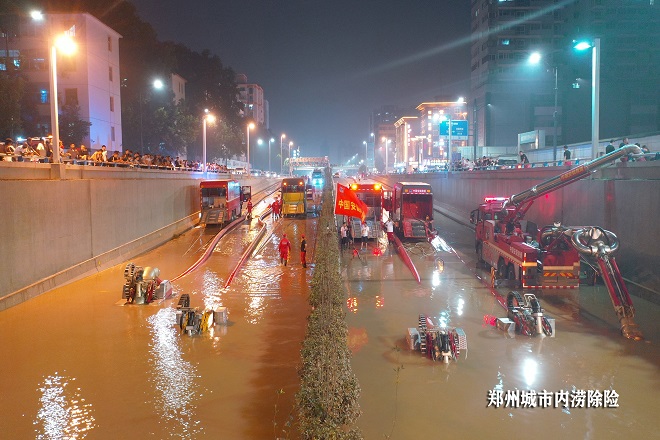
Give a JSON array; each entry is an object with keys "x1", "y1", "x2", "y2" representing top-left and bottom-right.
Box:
[{"x1": 0, "y1": 137, "x2": 238, "y2": 172}]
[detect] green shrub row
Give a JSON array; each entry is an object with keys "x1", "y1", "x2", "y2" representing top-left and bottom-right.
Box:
[{"x1": 295, "y1": 169, "x2": 363, "y2": 439}]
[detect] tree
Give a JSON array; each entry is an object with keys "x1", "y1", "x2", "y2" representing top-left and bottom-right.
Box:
[{"x1": 59, "y1": 104, "x2": 91, "y2": 146}]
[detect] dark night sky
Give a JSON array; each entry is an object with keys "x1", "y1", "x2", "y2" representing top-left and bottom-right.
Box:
[{"x1": 129, "y1": 0, "x2": 472, "y2": 161}]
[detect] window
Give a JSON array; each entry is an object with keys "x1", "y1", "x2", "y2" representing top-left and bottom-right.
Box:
[
  {"x1": 109, "y1": 66, "x2": 113, "y2": 81},
  {"x1": 107, "y1": 36, "x2": 112, "y2": 52},
  {"x1": 40, "y1": 89, "x2": 48, "y2": 104},
  {"x1": 65, "y1": 88, "x2": 78, "y2": 106},
  {"x1": 111, "y1": 127, "x2": 115, "y2": 142},
  {"x1": 110, "y1": 96, "x2": 114, "y2": 112}
]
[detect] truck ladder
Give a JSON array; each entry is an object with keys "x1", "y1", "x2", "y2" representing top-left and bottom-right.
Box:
[{"x1": 571, "y1": 227, "x2": 643, "y2": 340}]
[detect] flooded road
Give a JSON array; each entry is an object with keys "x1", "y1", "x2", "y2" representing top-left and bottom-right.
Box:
[
  {"x1": 1, "y1": 190, "x2": 658, "y2": 439},
  {"x1": 345, "y1": 213, "x2": 659, "y2": 440},
  {"x1": 0, "y1": 194, "x2": 315, "y2": 439}
]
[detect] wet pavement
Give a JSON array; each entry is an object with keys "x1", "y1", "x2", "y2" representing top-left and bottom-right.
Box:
[{"x1": 1, "y1": 190, "x2": 658, "y2": 439}]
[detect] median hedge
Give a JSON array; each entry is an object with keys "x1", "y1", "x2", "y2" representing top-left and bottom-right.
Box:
[{"x1": 296, "y1": 169, "x2": 363, "y2": 439}]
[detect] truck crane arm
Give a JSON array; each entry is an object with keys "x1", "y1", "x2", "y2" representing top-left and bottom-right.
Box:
[{"x1": 501, "y1": 144, "x2": 641, "y2": 225}]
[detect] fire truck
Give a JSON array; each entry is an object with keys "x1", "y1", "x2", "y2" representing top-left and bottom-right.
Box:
[
  {"x1": 470, "y1": 145, "x2": 642, "y2": 339},
  {"x1": 200, "y1": 180, "x2": 249, "y2": 226},
  {"x1": 346, "y1": 181, "x2": 383, "y2": 239},
  {"x1": 384, "y1": 182, "x2": 434, "y2": 239}
]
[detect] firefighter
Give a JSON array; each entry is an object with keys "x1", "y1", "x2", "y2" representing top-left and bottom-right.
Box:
[
  {"x1": 246, "y1": 198, "x2": 253, "y2": 219},
  {"x1": 279, "y1": 234, "x2": 291, "y2": 266},
  {"x1": 300, "y1": 234, "x2": 307, "y2": 268}
]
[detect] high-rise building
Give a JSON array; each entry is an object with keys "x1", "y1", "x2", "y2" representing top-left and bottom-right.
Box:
[
  {"x1": 6, "y1": 13, "x2": 123, "y2": 150},
  {"x1": 236, "y1": 74, "x2": 266, "y2": 127},
  {"x1": 469, "y1": 0, "x2": 659, "y2": 154}
]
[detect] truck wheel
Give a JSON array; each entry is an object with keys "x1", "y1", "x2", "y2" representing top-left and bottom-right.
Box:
[
  {"x1": 498, "y1": 258, "x2": 507, "y2": 278},
  {"x1": 507, "y1": 264, "x2": 516, "y2": 281}
]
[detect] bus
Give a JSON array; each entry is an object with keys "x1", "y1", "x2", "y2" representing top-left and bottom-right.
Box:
[
  {"x1": 346, "y1": 180, "x2": 383, "y2": 239},
  {"x1": 200, "y1": 180, "x2": 243, "y2": 226},
  {"x1": 311, "y1": 168, "x2": 324, "y2": 188},
  {"x1": 385, "y1": 182, "x2": 434, "y2": 239},
  {"x1": 281, "y1": 177, "x2": 307, "y2": 217}
]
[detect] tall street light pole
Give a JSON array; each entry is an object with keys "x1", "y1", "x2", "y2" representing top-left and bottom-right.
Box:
[
  {"x1": 382, "y1": 137, "x2": 389, "y2": 175},
  {"x1": 280, "y1": 134, "x2": 286, "y2": 176},
  {"x1": 268, "y1": 137, "x2": 274, "y2": 173},
  {"x1": 246, "y1": 122, "x2": 255, "y2": 176},
  {"x1": 49, "y1": 35, "x2": 77, "y2": 164},
  {"x1": 574, "y1": 38, "x2": 601, "y2": 159},
  {"x1": 202, "y1": 110, "x2": 215, "y2": 175},
  {"x1": 529, "y1": 52, "x2": 559, "y2": 162},
  {"x1": 288, "y1": 141, "x2": 293, "y2": 175},
  {"x1": 139, "y1": 79, "x2": 163, "y2": 155}
]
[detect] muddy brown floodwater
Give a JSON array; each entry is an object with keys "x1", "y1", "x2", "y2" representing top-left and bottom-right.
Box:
[{"x1": 0, "y1": 197, "x2": 658, "y2": 439}]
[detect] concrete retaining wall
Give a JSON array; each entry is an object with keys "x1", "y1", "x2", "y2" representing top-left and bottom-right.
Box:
[
  {"x1": 0, "y1": 162, "x2": 270, "y2": 310},
  {"x1": 380, "y1": 160, "x2": 660, "y2": 295}
]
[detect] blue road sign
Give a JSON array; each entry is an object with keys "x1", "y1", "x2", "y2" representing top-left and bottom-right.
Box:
[{"x1": 439, "y1": 120, "x2": 469, "y2": 138}]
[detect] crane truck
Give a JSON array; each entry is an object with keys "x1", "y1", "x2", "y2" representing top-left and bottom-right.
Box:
[{"x1": 470, "y1": 145, "x2": 642, "y2": 340}]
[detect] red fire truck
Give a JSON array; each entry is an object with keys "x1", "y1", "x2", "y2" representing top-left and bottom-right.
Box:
[
  {"x1": 200, "y1": 180, "x2": 248, "y2": 226},
  {"x1": 384, "y1": 182, "x2": 434, "y2": 239},
  {"x1": 470, "y1": 145, "x2": 642, "y2": 339},
  {"x1": 346, "y1": 180, "x2": 383, "y2": 239}
]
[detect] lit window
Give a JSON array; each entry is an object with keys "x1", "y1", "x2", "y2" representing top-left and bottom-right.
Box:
[{"x1": 40, "y1": 89, "x2": 48, "y2": 104}]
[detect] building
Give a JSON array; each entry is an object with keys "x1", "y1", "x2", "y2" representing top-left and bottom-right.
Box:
[
  {"x1": 416, "y1": 101, "x2": 468, "y2": 165},
  {"x1": 236, "y1": 74, "x2": 267, "y2": 128},
  {"x1": 171, "y1": 73, "x2": 187, "y2": 104},
  {"x1": 394, "y1": 116, "x2": 419, "y2": 172},
  {"x1": 370, "y1": 105, "x2": 413, "y2": 171},
  {"x1": 7, "y1": 13, "x2": 122, "y2": 150},
  {"x1": 469, "y1": 0, "x2": 659, "y2": 157}
]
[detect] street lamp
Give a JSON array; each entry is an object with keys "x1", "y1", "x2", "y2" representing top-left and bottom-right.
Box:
[
  {"x1": 268, "y1": 137, "x2": 274, "y2": 173},
  {"x1": 280, "y1": 134, "x2": 286, "y2": 176},
  {"x1": 246, "y1": 122, "x2": 255, "y2": 176},
  {"x1": 202, "y1": 110, "x2": 215, "y2": 175},
  {"x1": 363, "y1": 140, "x2": 367, "y2": 164},
  {"x1": 140, "y1": 79, "x2": 164, "y2": 155},
  {"x1": 288, "y1": 141, "x2": 293, "y2": 175},
  {"x1": 573, "y1": 37, "x2": 600, "y2": 160},
  {"x1": 529, "y1": 51, "x2": 559, "y2": 162},
  {"x1": 382, "y1": 137, "x2": 390, "y2": 174},
  {"x1": 48, "y1": 34, "x2": 77, "y2": 164}
]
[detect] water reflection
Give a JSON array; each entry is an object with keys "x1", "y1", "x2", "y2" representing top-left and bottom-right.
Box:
[
  {"x1": 522, "y1": 358, "x2": 539, "y2": 388},
  {"x1": 34, "y1": 373, "x2": 96, "y2": 439},
  {"x1": 147, "y1": 308, "x2": 202, "y2": 438}
]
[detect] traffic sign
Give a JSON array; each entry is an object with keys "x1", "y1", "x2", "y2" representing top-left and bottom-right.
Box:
[{"x1": 439, "y1": 120, "x2": 469, "y2": 139}]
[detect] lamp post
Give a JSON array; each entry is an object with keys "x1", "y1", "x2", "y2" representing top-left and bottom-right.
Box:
[
  {"x1": 139, "y1": 78, "x2": 163, "y2": 155},
  {"x1": 529, "y1": 52, "x2": 559, "y2": 162},
  {"x1": 268, "y1": 137, "x2": 274, "y2": 173},
  {"x1": 382, "y1": 137, "x2": 390, "y2": 174},
  {"x1": 36, "y1": 10, "x2": 77, "y2": 165},
  {"x1": 246, "y1": 122, "x2": 255, "y2": 176},
  {"x1": 288, "y1": 141, "x2": 293, "y2": 175},
  {"x1": 202, "y1": 110, "x2": 215, "y2": 175},
  {"x1": 280, "y1": 133, "x2": 286, "y2": 176},
  {"x1": 574, "y1": 38, "x2": 601, "y2": 160},
  {"x1": 363, "y1": 140, "x2": 367, "y2": 164}
]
